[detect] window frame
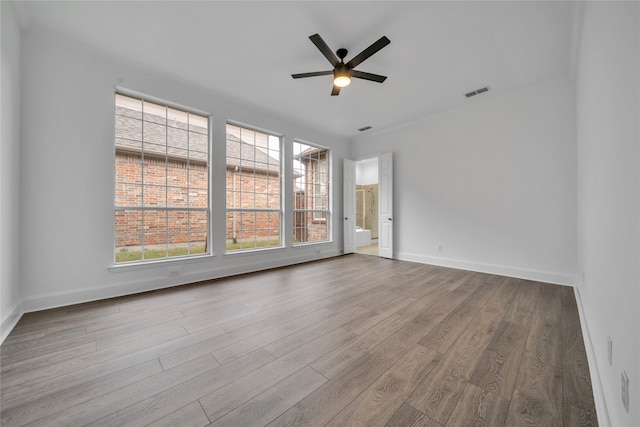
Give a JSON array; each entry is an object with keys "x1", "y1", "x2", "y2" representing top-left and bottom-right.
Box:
[
  {"x1": 225, "y1": 122, "x2": 284, "y2": 253},
  {"x1": 113, "y1": 89, "x2": 211, "y2": 265},
  {"x1": 293, "y1": 140, "x2": 332, "y2": 245}
]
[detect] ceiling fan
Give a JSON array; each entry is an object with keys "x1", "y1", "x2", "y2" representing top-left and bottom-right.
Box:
[{"x1": 292, "y1": 34, "x2": 391, "y2": 96}]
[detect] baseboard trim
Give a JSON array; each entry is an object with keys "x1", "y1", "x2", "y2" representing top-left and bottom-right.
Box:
[
  {"x1": 1, "y1": 300, "x2": 24, "y2": 345},
  {"x1": 573, "y1": 286, "x2": 611, "y2": 427},
  {"x1": 396, "y1": 252, "x2": 574, "y2": 285},
  {"x1": 21, "y1": 250, "x2": 342, "y2": 314}
]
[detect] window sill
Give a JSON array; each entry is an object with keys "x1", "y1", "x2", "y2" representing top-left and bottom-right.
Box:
[
  {"x1": 108, "y1": 253, "x2": 215, "y2": 273},
  {"x1": 224, "y1": 245, "x2": 286, "y2": 257},
  {"x1": 292, "y1": 240, "x2": 331, "y2": 247}
]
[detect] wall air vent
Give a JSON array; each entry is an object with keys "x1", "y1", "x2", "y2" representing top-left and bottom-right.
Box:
[
  {"x1": 358, "y1": 126, "x2": 372, "y2": 132},
  {"x1": 465, "y1": 86, "x2": 490, "y2": 98}
]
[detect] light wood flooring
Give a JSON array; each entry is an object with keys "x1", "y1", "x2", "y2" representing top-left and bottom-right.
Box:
[
  {"x1": 0, "y1": 255, "x2": 598, "y2": 426},
  {"x1": 356, "y1": 242, "x2": 379, "y2": 256}
]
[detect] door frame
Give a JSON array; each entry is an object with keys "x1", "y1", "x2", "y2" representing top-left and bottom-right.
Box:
[
  {"x1": 345, "y1": 153, "x2": 393, "y2": 258},
  {"x1": 343, "y1": 159, "x2": 356, "y2": 254},
  {"x1": 377, "y1": 152, "x2": 393, "y2": 259}
]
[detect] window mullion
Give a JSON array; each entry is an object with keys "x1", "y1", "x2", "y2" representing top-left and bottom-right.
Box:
[
  {"x1": 186, "y1": 112, "x2": 191, "y2": 255},
  {"x1": 141, "y1": 99, "x2": 146, "y2": 260},
  {"x1": 164, "y1": 105, "x2": 169, "y2": 259}
]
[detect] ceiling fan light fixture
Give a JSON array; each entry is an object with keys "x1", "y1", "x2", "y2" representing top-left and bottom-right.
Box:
[
  {"x1": 334, "y1": 65, "x2": 351, "y2": 87},
  {"x1": 334, "y1": 74, "x2": 351, "y2": 87}
]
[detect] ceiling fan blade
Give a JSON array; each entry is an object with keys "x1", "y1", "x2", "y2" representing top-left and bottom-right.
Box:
[
  {"x1": 351, "y1": 70, "x2": 387, "y2": 83},
  {"x1": 309, "y1": 34, "x2": 339, "y2": 67},
  {"x1": 331, "y1": 85, "x2": 341, "y2": 96},
  {"x1": 345, "y1": 36, "x2": 390, "y2": 69},
  {"x1": 292, "y1": 71, "x2": 333, "y2": 79}
]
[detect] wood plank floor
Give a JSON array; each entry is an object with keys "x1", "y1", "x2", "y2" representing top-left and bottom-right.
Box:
[{"x1": 0, "y1": 255, "x2": 598, "y2": 426}]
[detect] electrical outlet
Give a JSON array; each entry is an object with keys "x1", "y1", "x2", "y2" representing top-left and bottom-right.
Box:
[
  {"x1": 622, "y1": 371, "x2": 629, "y2": 413},
  {"x1": 167, "y1": 265, "x2": 183, "y2": 277},
  {"x1": 608, "y1": 336, "x2": 613, "y2": 366}
]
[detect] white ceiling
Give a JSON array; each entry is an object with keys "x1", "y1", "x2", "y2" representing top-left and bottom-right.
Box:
[{"x1": 15, "y1": 1, "x2": 576, "y2": 139}]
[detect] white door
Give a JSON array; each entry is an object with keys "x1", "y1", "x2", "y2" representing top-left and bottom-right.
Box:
[
  {"x1": 378, "y1": 153, "x2": 393, "y2": 258},
  {"x1": 343, "y1": 159, "x2": 356, "y2": 254}
]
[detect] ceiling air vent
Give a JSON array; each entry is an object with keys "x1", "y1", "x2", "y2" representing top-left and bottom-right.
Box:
[
  {"x1": 358, "y1": 126, "x2": 372, "y2": 132},
  {"x1": 465, "y1": 86, "x2": 489, "y2": 98}
]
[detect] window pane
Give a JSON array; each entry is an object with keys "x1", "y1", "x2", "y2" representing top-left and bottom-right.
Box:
[
  {"x1": 167, "y1": 165, "x2": 188, "y2": 188},
  {"x1": 235, "y1": 211, "x2": 257, "y2": 250},
  {"x1": 143, "y1": 184, "x2": 166, "y2": 207},
  {"x1": 116, "y1": 154, "x2": 142, "y2": 185},
  {"x1": 189, "y1": 185, "x2": 208, "y2": 209},
  {"x1": 143, "y1": 102, "x2": 166, "y2": 125},
  {"x1": 144, "y1": 210, "x2": 167, "y2": 260},
  {"x1": 168, "y1": 108, "x2": 188, "y2": 130},
  {"x1": 189, "y1": 165, "x2": 207, "y2": 184},
  {"x1": 115, "y1": 116, "x2": 142, "y2": 141},
  {"x1": 143, "y1": 122, "x2": 167, "y2": 148},
  {"x1": 189, "y1": 210, "x2": 208, "y2": 254},
  {"x1": 168, "y1": 126, "x2": 188, "y2": 150},
  {"x1": 115, "y1": 209, "x2": 143, "y2": 261},
  {"x1": 267, "y1": 211, "x2": 281, "y2": 246},
  {"x1": 167, "y1": 210, "x2": 188, "y2": 258},
  {"x1": 115, "y1": 183, "x2": 142, "y2": 207},
  {"x1": 240, "y1": 190, "x2": 254, "y2": 207},
  {"x1": 142, "y1": 159, "x2": 167, "y2": 187},
  {"x1": 189, "y1": 114, "x2": 208, "y2": 133},
  {"x1": 167, "y1": 186, "x2": 188, "y2": 207},
  {"x1": 115, "y1": 94, "x2": 142, "y2": 119}
]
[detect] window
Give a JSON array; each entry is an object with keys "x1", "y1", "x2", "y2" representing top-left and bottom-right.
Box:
[
  {"x1": 313, "y1": 156, "x2": 328, "y2": 220},
  {"x1": 293, "y1": 141, "x2": 331, "y2": 244},
  {"x1": 226, "y1": 123, "x2": 282, "y2": 251},
  {"x1": 114, "y1": 93, "x2": 209, "y2": 263}
]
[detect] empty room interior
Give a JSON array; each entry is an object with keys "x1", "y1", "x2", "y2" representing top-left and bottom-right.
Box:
[{"x1": 1, "y1": 1, "x2": 638, "y2": 426}]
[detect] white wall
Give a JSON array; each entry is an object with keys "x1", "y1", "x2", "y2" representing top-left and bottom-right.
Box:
[
  {"x1": 1, "y1": 2, "x2": 24, "y2": 342},
  {"x1": 18, "y1": 28, "x2": 349, "y2": 312},
  {"x1": 576, "y1": 2, "x2": 639, "y2": 426},
  {"x1": 350, "y1": 79, "x2": 577, "y2": 284}
]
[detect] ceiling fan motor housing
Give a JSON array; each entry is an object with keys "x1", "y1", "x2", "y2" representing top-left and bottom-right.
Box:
[{"x1": 334, "y1": 63, "x2": 351, "y2": 78}]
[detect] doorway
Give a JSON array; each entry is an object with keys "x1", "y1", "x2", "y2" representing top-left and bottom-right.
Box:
[
  {"x1": 343, "y1": 153, "x2": 393, "y2": 258},
  {"x1": 355, "y1": 158, "x2": 379, "y2": 256}
]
